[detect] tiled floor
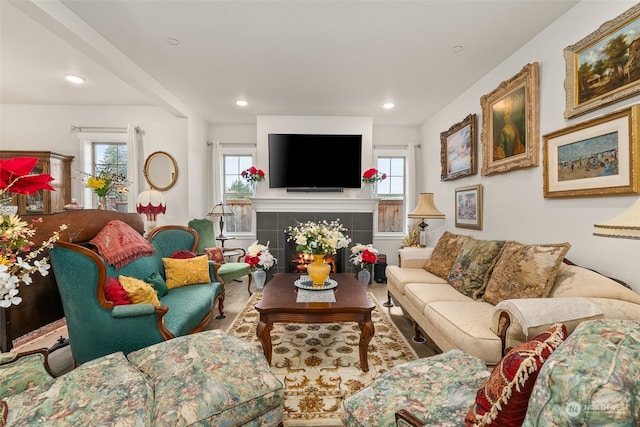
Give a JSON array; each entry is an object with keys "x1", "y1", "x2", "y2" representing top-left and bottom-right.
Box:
[{"x1": 13, "y1": 277, "x2": 438, "y2": 376}]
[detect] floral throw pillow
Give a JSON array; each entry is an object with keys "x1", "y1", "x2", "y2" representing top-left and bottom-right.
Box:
[
  {"x1": 423, "y1": 231, "x2": 469, "y2": 279},
  {"x1": 448, "y1": 238, "x2": 506, "y2": 299},
  {"x1": 465, "y1": 323, "x2": 568, "y2": 427},
  {"x1": 483, "y1": 241, "x2": 571, "y2": 305},
  {"x1": 205, "y1": 247, "x2": 225, "y2": 264}
]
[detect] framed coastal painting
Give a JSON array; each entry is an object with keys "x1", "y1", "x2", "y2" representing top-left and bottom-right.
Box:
[
  {"x1": 454, "y1": 184, "x2": 482, "y2": 230},
  {"x1": 564, "y1": 4, "x2": 640, "y2": 119},
  {"x1": 480, "y1": 62, "x2": 539, "y2": 176},
  {"x1": 440, "y1": 114, "x2": 477, "y2": 181},
  {"x1": 543, "y1": 104, "x2": 640, "y2": 198}
]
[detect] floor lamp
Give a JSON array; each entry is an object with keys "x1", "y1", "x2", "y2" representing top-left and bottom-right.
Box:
[
  {"x1": 408, "y1": 193, "x2": 445, "y2": 247},
  {"x1": 593, "y1": 197, "x2": 640, "y2": 239}
]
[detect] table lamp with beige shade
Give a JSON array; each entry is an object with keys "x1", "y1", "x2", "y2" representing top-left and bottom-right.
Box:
[{"x1": 408, "y1": 193, "x2": 445, "y2": 247}]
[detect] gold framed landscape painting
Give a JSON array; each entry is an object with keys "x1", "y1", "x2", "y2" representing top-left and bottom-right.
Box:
[
  {"x1": 480, "y1": 62, "x2": 539, "y2": 176},
  {"x1": 455, "y1": 184, "x2": 482, "y2": 230},
  {"x1": 440, "y1": 114, "x2": 477, "y2": 181},
  {"x1": 543, "y1": 104, "x2": 640, "y2": 198},
  {"x1": 564, "y1": 4, "x2": 640, "y2": 119}
]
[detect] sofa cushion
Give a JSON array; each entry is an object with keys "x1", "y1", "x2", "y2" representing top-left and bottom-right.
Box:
[
  {"x1": 126, "y1": 329, "x2": 284, "y2": 426},
  {"x1": 465, "y1": 323, "x2": 567, "y2": 427},
  {"x1": 523, "y1": 319, "x2": 640, "y2": 426},
  {"x1": 158, "y1": 283, "x2": 220, "y2": 336},
  {"x1": 0, "y1": 351, "x2": 54, "y2": 397},
  {"x1": 205, "y1": 246, "x2": 226, "y2": 263},
  {"x1": 104, "y1": 276, "x2": 132, "y2": 305},
  {"x1": 342, "y1": 350, "x2": 489, "y2": 427},
  {"x1": 4, "y1": 352, "x2": 153, "y2": 426},
  {"x1": 424, "y1": 301, "x2": 503, "y2": 364},
  {"x1": 404, "y1": 282, "x2": 471, "y2": 313},
  {"x1": 448, "y1": 238, "x2": 506, "y2": 299},
  {"x1": 386, "y1": 266, "x2": 448, "y2": 296},
  {"x1": 144, "y1": 272, "x2": 168, "y2": 297},
  {"x1": 162, "y1": 255, "x2": 211, "y2": 289},
  {"x1": 483, "y1": 241, "x2": 571, "y2": 305},
  {"x1": 119, "y1": 275, "x2": 161, "y2": 306},
  {"x1": 423, "y1": 231, "x2": 469, "y2": 279}
]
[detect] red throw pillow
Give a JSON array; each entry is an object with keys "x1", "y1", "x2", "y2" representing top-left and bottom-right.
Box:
[
  {"x1": 465, "y1": 323, "x2": 568, "y2": 427},
  {"x1": 205, "y1": 247, "x2": 225, "y2": 263},
  {"x1": 104, "y1": 277, "x2": 132, "y2": 306},
  {"x1": 169, "y1": 250, "x2": 197, "y2": 259}
]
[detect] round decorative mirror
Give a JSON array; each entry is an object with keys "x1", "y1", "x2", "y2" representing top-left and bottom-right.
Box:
[{"x1": 143, "y1": 151, "x2": 178, "y2": 191}]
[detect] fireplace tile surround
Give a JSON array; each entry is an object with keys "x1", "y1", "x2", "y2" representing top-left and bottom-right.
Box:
[{"x1": 256, "y1": 211, "x2": 373, "y2": 279}]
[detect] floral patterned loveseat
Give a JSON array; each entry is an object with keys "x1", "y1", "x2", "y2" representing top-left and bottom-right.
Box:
[{"x1": 0, "y1": 330, "x2": 284, "y2": 426}]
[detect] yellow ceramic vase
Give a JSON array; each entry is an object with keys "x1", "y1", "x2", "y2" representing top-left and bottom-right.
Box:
[{"x1": 307, "y1": 254, "x2": 331, "y2": 287}]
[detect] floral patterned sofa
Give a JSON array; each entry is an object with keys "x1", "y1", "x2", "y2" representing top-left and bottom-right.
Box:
[
  {"x1": 385, "y1": 231, "x2": 640, "y2": 365},
  {"x1": 342, "y1": 319, "x2": 640, "y2": 426},
  {"x1": 0, "y1": 330, "x2": 284, "y2": 426}
]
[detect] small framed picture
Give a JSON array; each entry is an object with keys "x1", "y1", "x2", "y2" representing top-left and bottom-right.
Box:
[
  {"x1": 480, "y1": 62, "x2": 539, "y2": 176},
  {"x1": 455, "y1": 184, "x2": 482, "y2": 230},
  {"x1": 440, "y1": 114, "x2": 477, "y2": 181},
  {"x1": 543, "y1": 104, "x2": 640, "y2": 198},
  {"x1": 564, "y1": 4, "x2": 640, "y2": 119}
]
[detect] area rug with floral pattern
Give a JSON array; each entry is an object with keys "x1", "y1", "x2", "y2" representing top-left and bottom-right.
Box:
[{"x1": 226, "y1": 292, "x2": 418, "y2": 426}]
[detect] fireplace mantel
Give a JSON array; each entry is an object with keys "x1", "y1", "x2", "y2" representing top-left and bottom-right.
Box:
[{"x1": 251, "y1": 197, "x2": 378, "y2": 213}]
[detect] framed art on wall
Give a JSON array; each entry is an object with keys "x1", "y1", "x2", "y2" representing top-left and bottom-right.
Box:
[
  {"x1": 564, "y1": 4, "x2": 640, "y2": 119},
  {"x1": 480, "y1": 62, "x2": 539, "y2": 176},
  {"x1": 440, "y1": 114, "x2": 477, "y2": 181},
  {"x1": 455, "y1": 184, "x2": 482, "y2": 230},
  {"x1": 543, "y1": 104, "x2": 640, "y2": 198}
]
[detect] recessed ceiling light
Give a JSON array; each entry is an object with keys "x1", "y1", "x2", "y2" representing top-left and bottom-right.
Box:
[
  {"x1": 382, "y1": 102, "x2": 395, "y2": 110},
  {"x1": 64, "y1": 74, "x2": 86, "y2": 84},
  {"x1": 236, "y1": 100, "x2": 249, "y2": 107},
  {"x1": 452, "y1": 45, "x2": 464, "y2": 54},
  {"x1": 167, "y1": 37, "x2": 180, "y2": 46}
]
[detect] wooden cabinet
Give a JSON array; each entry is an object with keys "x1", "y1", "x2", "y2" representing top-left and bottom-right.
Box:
[{"x1": 0, "y1": 151, "x2": 74, "y2": 214}]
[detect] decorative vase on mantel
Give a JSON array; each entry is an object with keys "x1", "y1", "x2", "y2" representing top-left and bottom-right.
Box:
[
  {"x1": 0, "y1": 205, "x2": 19, "y2": 215},
  {"x1": 252, "y1": 269, "x2": 267, "y2": 290},
  {"x1": 357, "y1": 268, "x2": 371, "y2": 286},
  {"x1": 306, "y1": 254, "x2": 331, "y2": 287},
  {"x1": 369, "y1": 182, "x2": 378, "y2": 198},
  {"x1": 249, "y1": 182, "x2": 257, "y2": 197}
]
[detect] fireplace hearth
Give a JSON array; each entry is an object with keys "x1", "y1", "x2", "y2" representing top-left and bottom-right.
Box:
[{"x1": 255, "y1": 210, "x2": 374, "y2": 278}]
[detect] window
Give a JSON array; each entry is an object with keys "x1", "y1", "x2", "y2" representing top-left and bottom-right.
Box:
[
  {"x1": 223, "y1": 154, "x2": 253, "y2": 233},
  {"x1": 376, "y1": 156, "x2": 405, "y2": 233},
  {"x1": 91, "y1": 142, "x2": 128, "y2": 212}
]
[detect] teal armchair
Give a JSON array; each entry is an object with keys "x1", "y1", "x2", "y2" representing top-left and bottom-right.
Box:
[
  {"x1": 188, "y1": 218, "x2": 253, "y2": 294},
  {"x1": 49, "y1": 225, "x2": 223, "y2": 365}
]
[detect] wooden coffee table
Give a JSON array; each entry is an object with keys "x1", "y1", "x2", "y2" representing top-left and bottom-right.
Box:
[{"x1": 254, "y1": 273, "x2": 376, "y2": 372}]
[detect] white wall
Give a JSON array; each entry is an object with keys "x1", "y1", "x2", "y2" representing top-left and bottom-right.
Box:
[{"x1": 420, "y1": 0, "x2": 640, "y2": 291}]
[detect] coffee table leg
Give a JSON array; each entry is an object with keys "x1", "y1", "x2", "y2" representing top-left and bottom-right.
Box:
[
  {"x1": 256, "y1": 320, "x2": 273, "y2": 365},
  {"x1": 358, "y1": 318, "x2": 375, "y2": 372}
]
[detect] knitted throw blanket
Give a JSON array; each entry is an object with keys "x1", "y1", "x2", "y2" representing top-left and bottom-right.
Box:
[{"x1": 89, "y1": 220, "x2": 156, "y2": 269}]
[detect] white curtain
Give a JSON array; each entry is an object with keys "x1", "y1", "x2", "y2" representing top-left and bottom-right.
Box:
[
  {"x1": 127, "y1": 124, "x2": 142, "y2": 212},
  {"x1": 208, "y1": 141, "x2": 221, "y2": 209}
]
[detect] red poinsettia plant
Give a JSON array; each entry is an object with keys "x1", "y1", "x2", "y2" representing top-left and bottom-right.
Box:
[
  {"x1": 241, "y1": 166, "x2": 265, "y2": 183},
  {"x1": 361, "y1": 168, "x2": 387, "y2": 184},
  {"x1": 0, "y1": 157, "x2": 55, "y2": 201}
]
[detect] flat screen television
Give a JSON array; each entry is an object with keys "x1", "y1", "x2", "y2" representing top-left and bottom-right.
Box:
[{"x1": 268, "y1": 133, "x2": 362, "y2": 191}]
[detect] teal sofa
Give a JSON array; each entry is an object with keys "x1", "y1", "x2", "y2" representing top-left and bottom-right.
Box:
[
  {"x1": 49, "y1": 225, "x2": 224, "y2": 365},
  {"x1": 1, "y1": 330, "x2": 284, "y2": 426}
]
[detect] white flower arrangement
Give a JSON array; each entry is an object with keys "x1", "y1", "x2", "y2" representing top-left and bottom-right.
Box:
[
  {"x1": 244, "y1": 241, "x2": 277, "y2": 270},
  {"x1": 286, "y1": 219, "x2": 351, "y2": 255}
]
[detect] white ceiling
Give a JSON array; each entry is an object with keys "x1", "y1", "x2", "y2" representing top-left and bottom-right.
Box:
[{"x1": 1, "y1": 1, "x2": 579, "y2": 127}]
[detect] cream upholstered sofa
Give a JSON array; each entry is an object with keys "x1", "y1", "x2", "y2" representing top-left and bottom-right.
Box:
[{"x1": 385, "y1": 231, "x2": 640, "y2": 365}]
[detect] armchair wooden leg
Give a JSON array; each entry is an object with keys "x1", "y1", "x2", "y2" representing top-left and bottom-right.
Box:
[{"x1": 247, "y1": 273, "x2": 253, "y2": 296}]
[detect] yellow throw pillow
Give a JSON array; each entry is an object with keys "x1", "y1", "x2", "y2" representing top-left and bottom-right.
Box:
[
  {"x1": 119, "y1": 275, "x2": 161, "y2": 306},
  {"x1": 162, "y1": 255, "x2": 211, "y2": 289}
]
